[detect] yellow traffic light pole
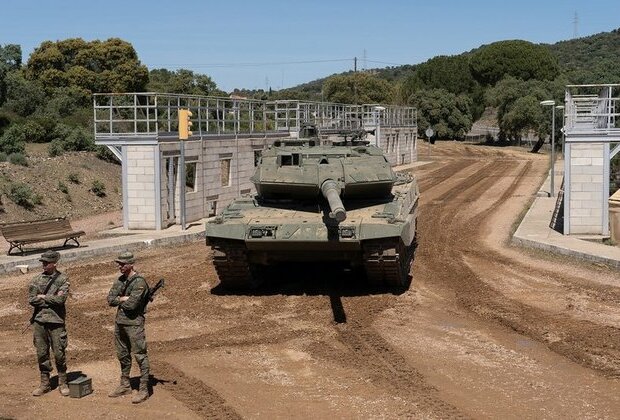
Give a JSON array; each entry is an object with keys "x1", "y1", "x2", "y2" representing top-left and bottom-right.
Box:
[{"x1": 178, "y1": 109, "x2": 193, "y2": 230}]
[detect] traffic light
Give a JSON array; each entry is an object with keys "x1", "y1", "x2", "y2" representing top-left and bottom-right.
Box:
[{"x1": 179, "y1": 109, "x2": 193, "y2": 140}]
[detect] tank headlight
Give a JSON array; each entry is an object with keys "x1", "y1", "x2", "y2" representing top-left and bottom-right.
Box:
[
  {"x1": 250, "y1": 228, "x2": 264, "y2": 238},
  {"x1": 339, "y1": 227, "x2": 355, "y2": 238}
]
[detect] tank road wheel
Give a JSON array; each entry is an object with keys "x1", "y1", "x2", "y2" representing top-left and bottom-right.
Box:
[
  {"x1": 362, "y1": 239, "x2": 413, "y2": 288},
  {"x1": 211, "y1": 240, "x2": 259, "y2": 290}
]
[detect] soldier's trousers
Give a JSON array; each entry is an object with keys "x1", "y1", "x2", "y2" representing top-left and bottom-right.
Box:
[
  {"x1": 114, "y1": 323, "x2": 150, "y2": 383},
  {"x1": 33, "y1": 322, "x2": 67, "y2": 374}
]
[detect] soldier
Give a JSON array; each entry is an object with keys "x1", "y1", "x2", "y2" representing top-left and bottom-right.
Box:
[
  {"x1": 28, "y1": 250, "x2": 70, "y2": 397},
  {"x1": 107, "y1": 251, "x2": 150, "y2": 404}
]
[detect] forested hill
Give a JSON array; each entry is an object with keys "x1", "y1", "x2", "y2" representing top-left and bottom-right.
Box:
[
  {"x1": 549, "y1": 28, "x2": 620, "y2": 84},
  {"x1": 273, "y1": 28, "x2": 620, "y2": 99}
]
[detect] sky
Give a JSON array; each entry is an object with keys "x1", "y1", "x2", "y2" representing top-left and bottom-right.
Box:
[{"x1": 1, "y1": 0, "x2": 619, "y2": 92}]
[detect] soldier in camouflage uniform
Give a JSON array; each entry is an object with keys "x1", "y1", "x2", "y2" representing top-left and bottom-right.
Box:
[
  {"x1": 28, "y1": 250, "x2": 70, "y2": 397},
  {"x1": 107, "y1": 251, "x2": 150, "y2": 404}
]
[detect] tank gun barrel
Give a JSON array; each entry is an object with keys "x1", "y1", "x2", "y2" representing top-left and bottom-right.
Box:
[{"x1": 321, "y1": 180, "x2": 346, "y2": 222}]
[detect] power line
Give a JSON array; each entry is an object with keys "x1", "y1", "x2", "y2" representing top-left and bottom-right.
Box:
[
  {"x1": 150, "y1": 57, "x2": 409, "y2": 70},
  {"x1": 151, "y1": 58, "x2": 353, "y2": 69},
  {"x1": 365, "y1": 59, "x2": 408, "y2": 67}
]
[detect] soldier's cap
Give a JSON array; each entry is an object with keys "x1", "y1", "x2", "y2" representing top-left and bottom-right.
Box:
[
  {"x1": 115, "y1": 251, "x2": 135, "y2": 265},
  {"x1": 39, "y1": 250, "x2": 60, "y2": 263}
]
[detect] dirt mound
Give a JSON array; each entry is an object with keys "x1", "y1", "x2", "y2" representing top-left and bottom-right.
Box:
[{"x1": 0, "y1": 143, "x2": 122, "y2": 224}]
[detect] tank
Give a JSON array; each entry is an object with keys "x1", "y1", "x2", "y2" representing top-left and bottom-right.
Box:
[{"x1": 205, "y1": 124, "x2": 419, "y2": 289}]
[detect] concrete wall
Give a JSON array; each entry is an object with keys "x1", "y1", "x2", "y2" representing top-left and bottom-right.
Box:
[
  {"x1": 126, "y1": 146, "x2": 158, "y2": 230},
  {"x1": 566, "y1": 143, "x2": 606, "y2": 234},
  {"x1": 380, "y1": 128, "x2": 418, "y2": 166},
  {"x1": 123, "y1": 128, "x2": 418, "y2": 230}
]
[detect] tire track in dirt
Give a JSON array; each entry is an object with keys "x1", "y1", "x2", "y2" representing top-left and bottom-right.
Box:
[
  {"x1": 417, "y1": 156, "x2": 620, "y2": 377},
  {"x1": 153, "y1": 360, "x2": 242, "y2": 419},
  {"x1": 334, "y1": 321, "x2": 468, "y2": 419}
]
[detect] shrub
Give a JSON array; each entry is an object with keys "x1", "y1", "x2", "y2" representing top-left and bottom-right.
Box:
[
  {"x1": 0, "y1": 125, "x2": 26, "y2": 155},
  {"x1": 7, "y1": 182, "x2": 41, "y2": 209},
  {"x1": 63, "y1": 126, "x2": 96, "y2": 152},
  {"x1": 48, "y1": 139, "x2": 65, "y2": 157},
  {"x1": 58, "y1": 181, "x2": 69, "y2": 194},
  {"x1": 0, "y1": 152, "x2": 7, "y2": 162},
  {"x1": 8, "y1": 152, "x2": 27, "y2": 166},
  {"x1": 91, "y1": 179, "x2": 106, "y2": 197},
  {"x1": 68, "y1": 172, "x2": 80, "y2": 184},
  {"x1": 21, "y1": 120, "x2": 46, "y2": 143},
  {"x1": 96, "y1": 145, "x2": 119, "y2": 163}
]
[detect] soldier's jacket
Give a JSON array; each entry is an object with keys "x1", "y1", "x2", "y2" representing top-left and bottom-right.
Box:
[
  {"x1": 28, "y1": 271, "x2": 69, "y2": 324},
  {"x1": 107, "y1": 273, "x2": 149, "y2": 325}
]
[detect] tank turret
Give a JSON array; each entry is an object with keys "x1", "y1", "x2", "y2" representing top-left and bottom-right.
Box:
[{"x1": 206, "y1": 124, "x2": 419, "y2": 289}]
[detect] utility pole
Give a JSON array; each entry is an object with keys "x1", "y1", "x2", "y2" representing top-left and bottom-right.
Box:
[
  {"x1": 354, "y1": 57, "x2": 357, "y2": 72},
  {"x1": 573, "y1": 12, "x2": 579, "y2": 38}
]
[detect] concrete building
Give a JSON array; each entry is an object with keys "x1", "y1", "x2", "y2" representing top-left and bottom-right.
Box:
[
  {"x1": 94, "y1": 93, "x2": 418, "y2": 230},
  {"x1": 562, "y1": 84, "x2": 620, "y2": 235}
]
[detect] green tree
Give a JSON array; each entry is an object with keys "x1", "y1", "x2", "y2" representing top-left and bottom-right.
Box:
[
  {"x1": 4, "y1": 71, "x2": 45, "y2": 116},
  {"x1": 0, "y1": 44, "x2": 22, "y2": 105},
  {"x1": 323, "y1": 72, "x2": 394, "y2": 104},
  {"x1": 409, "y1": 89, "x2": 473, "y2": 140},
  {"x1": 25, "y1": 38, "x2": 149, "y2": 93},
  {"x1": 147, "y1": 68, "x2": 224, "y2": 96},
  {"x1": 404, "y1": 55, "x2": 478, "y2": 95},
  {"x1": 470, "y1": 40, "x2": 560, "y2": 86},
  {"x1": 485, "y1": 76, "x2": 564, "y2": 141}
]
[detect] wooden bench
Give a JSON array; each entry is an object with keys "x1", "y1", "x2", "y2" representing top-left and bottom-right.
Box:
[{"x1": 0, "y1": 217, "x2": 85, "y2": 255}]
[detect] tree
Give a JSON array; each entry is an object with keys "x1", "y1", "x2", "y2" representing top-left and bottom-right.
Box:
[
  {"x1": 323, "y1": 72, "x2": 394, "y2": 104},
  {"x1": 403, "y1": 55, "x2": 478, "y2": 95},
  {"x1": 147, "y1": 68, "x2": 224, "y2": 96},
  {"x1": 25, "y1": 38, "x2": 149, "y2": 93},
  {"x1": 485, "y1": 76, "x2": 565, "y2": 141},
  {"x1": 0, "y1": 44, "x2": 22, "y2": 105},
  {"x1": 470, "y1": 40, "x2": 559, "y2": 86},
  {"x1": 408, "y1": 89, "x2": 473, "y2": 140},
  {"x1": 3, "y1": 71, "x2": 45, "y2": 116}
]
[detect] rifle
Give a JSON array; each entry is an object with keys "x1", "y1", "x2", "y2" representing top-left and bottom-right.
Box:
[
  {"x1": 22, "y1": 272, "x2": 59, "y2": 334},
  {"x1": 147, "y1": 278, "x2": 165, "y2": 303}
]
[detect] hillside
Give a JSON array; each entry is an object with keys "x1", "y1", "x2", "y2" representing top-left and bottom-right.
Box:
[
  {"x1": 0, "y1": 143, "x2": 122, "y2": 225},
  {"x1": 274, "y1": 28, "x2": 620, "y2": 97}
]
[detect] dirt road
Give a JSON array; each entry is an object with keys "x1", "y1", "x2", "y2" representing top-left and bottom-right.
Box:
[{"x1": 1, "y1": 142, "x2": 619, "y2": 419}]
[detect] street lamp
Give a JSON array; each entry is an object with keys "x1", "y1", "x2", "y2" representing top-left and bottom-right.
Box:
[
  {"x1": 540, "y1": 100, "x2": 556, "y2": 197},
  {"x1": 556, "y1": 105, "x2": 565, "y2": 158}
]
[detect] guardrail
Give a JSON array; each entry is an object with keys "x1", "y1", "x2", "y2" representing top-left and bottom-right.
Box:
[
  {"x1": 93, "y1": 93, "x2": 416, "y2": 140},
  {"x1": 564, "y1": 84, "x2": 620, "y2": 134}
]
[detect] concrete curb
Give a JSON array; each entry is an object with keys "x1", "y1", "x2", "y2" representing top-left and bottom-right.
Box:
[{"x1": 511, "y1": 160, "x2": 620, "y2": 269}]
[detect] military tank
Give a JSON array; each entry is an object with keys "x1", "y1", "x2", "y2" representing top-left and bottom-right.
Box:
[{"x1": 205, "y1": 124, "x2": 419, "y2": 289}]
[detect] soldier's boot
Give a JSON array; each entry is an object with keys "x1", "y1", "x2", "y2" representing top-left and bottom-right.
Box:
[
  {"x1": 58, "y1": 372, "x2": 70, "y2": 397},
  {"x1": 108, "y1": 376, "x2": 131, "y2": 397},
  {"x1": 32, "y1": 373, "x2": 51, "y2": 396},
  {"x1": 131, "y1": 381, "x2": 149, "y2": 404}
]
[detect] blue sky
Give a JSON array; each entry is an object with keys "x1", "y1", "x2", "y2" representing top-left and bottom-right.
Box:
[{"x1": 1, "y1": 0, "x2": 619, "y2": 92}]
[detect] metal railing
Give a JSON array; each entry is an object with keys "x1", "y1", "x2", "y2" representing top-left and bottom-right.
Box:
[
  {"x1": 93, "y1": 93, "x2": 417, "y2": 140},
  {"x1": 564, "y1": 84, "x2": 620, "y2": 134}
]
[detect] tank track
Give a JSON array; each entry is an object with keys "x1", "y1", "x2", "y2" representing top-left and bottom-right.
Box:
[
  {"x1": 210, "y1": 239, "x2": 257, "y2": 290},
  {"x1": 363, "y1": 238, "x2": 415, "y2": 287}
]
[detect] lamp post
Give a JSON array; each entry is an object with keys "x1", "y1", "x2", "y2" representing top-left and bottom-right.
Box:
[
  {"x1": 556, "y1": 105, "x2": 565, "y2": 157},
  {"x1": 540, "y1": 100, "x2": 556, "y2": 197}
]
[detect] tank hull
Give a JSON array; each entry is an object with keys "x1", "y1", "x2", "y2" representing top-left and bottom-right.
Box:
[{"x1": 206, "y1": 176, "x2": 418, "y2": 288}]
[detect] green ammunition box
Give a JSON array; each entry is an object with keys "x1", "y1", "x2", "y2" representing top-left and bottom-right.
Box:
[{"x1": 68, "y1": 375, "x2": 92, "y2": 398}]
